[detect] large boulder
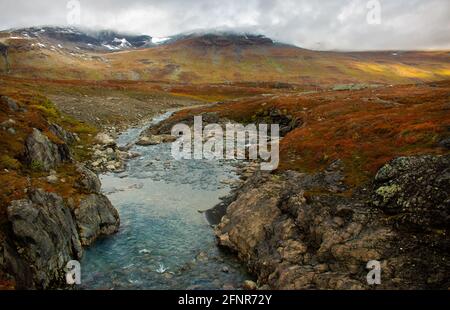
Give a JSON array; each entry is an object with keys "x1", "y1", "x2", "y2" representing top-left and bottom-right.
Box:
[
  {"x1": 5, "y1": 190, "x2": 83, "y2": 289},
  {"x1": 25, "y1": 128, "x2": 71, "y2": 171},
  {"x1": 74, "y1": 194, "x2": 120, "y2": 246}
]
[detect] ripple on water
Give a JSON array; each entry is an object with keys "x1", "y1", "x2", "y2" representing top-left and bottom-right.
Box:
[{"x1": 81, "y1": 113, "x2": 251, "y2": 290}]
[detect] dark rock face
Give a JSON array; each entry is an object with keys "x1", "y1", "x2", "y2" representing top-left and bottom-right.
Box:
[
  {"x1": 2, "y1": 186, "x2": 119, "y2": 288},
  {"x1": 372, "y1": 156, "x2": 450, "y2": 230},
  {"x1": 215, "y1": 155, "x2": 450, "y2": 289},
  {"x1": 5, "y1": 190, "x2": 83, "y2": 289},
  {"x1": 74, "y1": 194, "x2": 120, "y2": 246},
  {"x1": 0, "y1": 122, "x2": 120, "y2": 289},
  {"x1": 25, "y1": 128, "x2": 71, "y2": 171}
]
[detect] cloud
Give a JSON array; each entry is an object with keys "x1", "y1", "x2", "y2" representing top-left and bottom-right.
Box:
[{"x1": 0, "y1": 0, "x2": 448, "y2": 50}]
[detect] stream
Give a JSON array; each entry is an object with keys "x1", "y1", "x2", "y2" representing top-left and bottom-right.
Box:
[{"x1": 80, "y1": 112, "x2": 251, "y2": 290}]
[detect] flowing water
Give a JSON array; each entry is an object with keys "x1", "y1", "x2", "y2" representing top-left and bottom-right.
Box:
[{"x1": 80, "y1": 112, "x2": 250, "y2": 290}]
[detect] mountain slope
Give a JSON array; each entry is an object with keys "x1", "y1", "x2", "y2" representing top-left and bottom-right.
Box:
[{"x1": 0, "y1": 30, "x2": 449, "y2": 84}]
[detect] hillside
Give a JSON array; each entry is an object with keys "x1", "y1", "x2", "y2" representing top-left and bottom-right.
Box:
[{"x1": 0, "y1": 30, "x2": 449, "y2": 84}]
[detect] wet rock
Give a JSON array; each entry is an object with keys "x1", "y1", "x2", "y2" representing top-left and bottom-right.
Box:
[
  {"x1": 136, "y1": 134, "x2": 176, "y2": 146},
  {"x1": 221, "y1": 266, "x2": 230, "y2": 273},
  {"x1": 5, "y1": 189, "x2": 82, "y2": 289},
  {"x1": 25, "y1": 128, "x2": 71, "y2": 171},
  {"x1": 74, "y1": 194, "x2": 120, "y2": 246}
]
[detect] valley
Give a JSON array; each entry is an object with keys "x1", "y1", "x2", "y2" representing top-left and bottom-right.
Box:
[{"x1": 0, "y1": 26, "x2": 449, "y2": 290}]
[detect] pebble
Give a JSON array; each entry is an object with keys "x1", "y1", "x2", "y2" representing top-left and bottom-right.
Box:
[
  {"x1": 242, "y1": 280, "x2": 257, "y2": 290},
  {"x1": 46, "y1": 175, "x2": 59, "y2": 184},
  {"x1": 221, "y1": 266, "x2": 230, "y2": 273}
]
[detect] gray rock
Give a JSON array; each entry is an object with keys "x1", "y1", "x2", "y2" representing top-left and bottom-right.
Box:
[
  {"x1": 74, "y1": 194, "x2": 120, "y2": 246},
  {"x1": 95, "y1": 133, "x2": 116, "y2": 148},
  {"x1": 46, "y1": 175, "x2": 59, "y2": 184},
  {"x1": 25, "y1": 128, "x2": 71, "y2": 171},
  {"x1": 7, "y1": 127, "x2": 16, "y2": 135},
  {"x1": 439, "y1": 138, "x2": 450, "y2": 149},
  {"x1": 75, "y1": 164, "x2": 101, "y2": 193},
  {"x1": 0, "y1": 96, "x2": 19, "y2": 112},
  {"x1": 49, "y1": 123, "x2": 77, "y2": 145},
  {"x1": 5, "y1": 189, "x2": 83, "y2": 289}
]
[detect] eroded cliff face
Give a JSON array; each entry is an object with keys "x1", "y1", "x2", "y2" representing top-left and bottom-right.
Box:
[
  {"x1": 0, "y1": 96, "x2": 120, "y2": 289},
  {"x1": 215, "y1": 155, "x2": 450, "y2": 289}
]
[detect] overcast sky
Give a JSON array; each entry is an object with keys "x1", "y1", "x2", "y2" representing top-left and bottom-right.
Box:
[{"x1": 0, "y1": 0, "x2": 449, "y2": 50}]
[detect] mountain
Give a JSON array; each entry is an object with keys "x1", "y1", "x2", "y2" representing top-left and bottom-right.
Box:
[
  {"x1": 0, "y1": 27, "x2": 449, "y2": 84},
  {"x1": 160, "y1": 32, "x2": 277, "y2": 48},
  {"x1": 1, "y1": 26, "x2": 153, "y2": 51}
]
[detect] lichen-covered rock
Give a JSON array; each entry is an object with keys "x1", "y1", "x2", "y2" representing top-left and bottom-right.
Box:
[
  {"x1": 372, "y1": 155, "x2": 450, "y2": 229},
  {"x1": 5, "y1": 190, "x2": 83, "y2": 289},
  {"x1": 215, "y1": 155, "x2": 450, "y2": 289},
  {"x1": 74, "y1": 194, "x2": 120, "y2": 246},
  {"x1": 25, "y1": 128, "x2": 71, "y2": 171}
]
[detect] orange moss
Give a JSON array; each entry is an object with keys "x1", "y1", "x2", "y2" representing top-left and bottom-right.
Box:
[{"x1": 167, "y1": 80, "x2": 450, "y2": 186}]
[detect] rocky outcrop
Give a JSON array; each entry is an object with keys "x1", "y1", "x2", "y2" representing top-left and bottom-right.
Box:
[
  {"x1": 74, "y1": 194, "x2": 120, "y2": 246},
  {"x1": 2, "y1": 180, "x2": 119, "y2": 288},
  {"x1": 1, "y1": 124, "x2": 120, "y2": 289},
  {"x1": 24, "y1": 128, "x2": 71, "y2": 171},
  {"x1": 5, "y1": 190, "x2": 83, "y2": 289},
  {"x1": 215, "y1": 155, "x2": 450, "y2": 289}
]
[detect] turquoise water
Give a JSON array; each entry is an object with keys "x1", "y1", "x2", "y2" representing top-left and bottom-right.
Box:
[{"x1": 80, "y1": 113, "x2": 250, "y2": 290}]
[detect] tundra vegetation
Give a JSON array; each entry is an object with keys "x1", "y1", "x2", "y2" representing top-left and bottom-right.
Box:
[{"x1": 0, "y1": 29, "x2": 449, "y2": 289}]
